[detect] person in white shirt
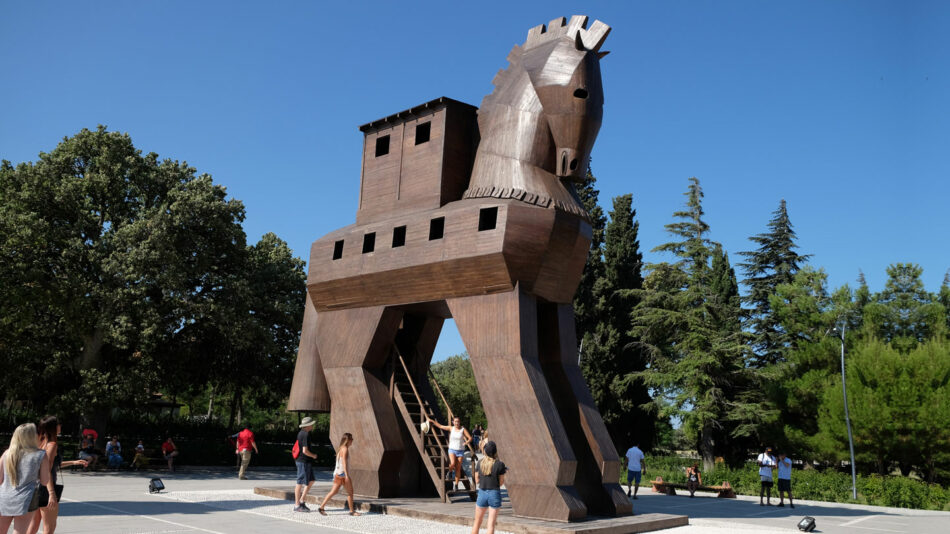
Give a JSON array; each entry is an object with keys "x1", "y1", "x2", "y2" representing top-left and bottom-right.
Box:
[
  {"x1": 756, "y1": 446, "x2": 777, "y2": 505},
  {"x1": 776, "y1": 451, "x2": 794, "y2": 508},
  {"x1": 624, "y1": 443, "x2": 646, "y2": 499}
]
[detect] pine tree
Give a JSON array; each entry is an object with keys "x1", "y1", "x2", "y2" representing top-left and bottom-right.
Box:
[
  {"x1": 633, "y1": 177, "x2": 770, "y2": 469},
  {"x1": 739, "y1": 199, "x2": 809, "y2": 366},
  {"x1": 573, "y1": 167, "x2": 607, "y2": 343},
  {"x1": 581, "y1": 194, "x2": 654, "y2": 450}
]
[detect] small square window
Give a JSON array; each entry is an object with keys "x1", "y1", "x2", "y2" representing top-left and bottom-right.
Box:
[
  {"x1": 362, "y1": 232, "x2": 376, "y2": 254},
  {"x1": 392, "y1": 225, "x2": 407, "y2": 248},
  {"x1": 375, "y1": 135, "x2": 390, "y2": 157},
  {"x1": 478, "y1": 207, "x2": 498, "y2": 231},
  {"x1": 332, "y1": 240, "x2": 344, "y2": 260},
  {"x1": 428, "y1": 217, "x2": 445, "y2": 240},
  {"x1": 415, "y1": 122, "x2": 431, "y2": 145}
]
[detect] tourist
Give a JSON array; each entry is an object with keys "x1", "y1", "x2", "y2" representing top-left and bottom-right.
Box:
[
  {"x1": 776, "y1": 451, "x2": 794, "y2": 508},
  {"x1": 161, "y1": 438, "x2": 178, "y2": 472},
  {"x1": 470, "y1": 441, "x2": 506, "y2": 534},
  {"x1": 757, "y1": 446, "x2": 777, "y2": 505},
  {"x1": 0, "y1": 424, "x2": 52, "y2": 534},
  {"x1": 27, "y1": 416, "x2": 87, "y2": 534},
  {"x1": 685, "y1": 462, "x2": 701, "y2": 498},
  {"x1": 76, "y1": 436, "x2": 97, "y2": 471},
  {"x1": 472, "y1": 425, "x2": 482, "y2": 449},
  {"x1": 293, "y1": 417, "x2": 318, "y2": 512},
  {"x1": 105, "y1": 437, "x2": 122, "y2": 469},
  {"x1": 426, "y1": 415, "x2": 471, "y2": 491},
  {"x1": 317, "y1": 433, "x2": 360, "y2": 516},
  {"x1": 235, "y1": 427, "x2": 259, "y2": 480},
  {"x1": 624, "y1": 441, "x2": 646, "y2": 499}
]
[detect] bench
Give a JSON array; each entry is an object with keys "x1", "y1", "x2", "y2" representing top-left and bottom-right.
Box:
[{"x1": 650, "y1": 476, "x2": 736, "y2": 498}]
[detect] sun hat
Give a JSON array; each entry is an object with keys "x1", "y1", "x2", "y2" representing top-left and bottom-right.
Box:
[
  {"x1": 420, "y1": 420, "x2": 430, "y2": 434},
  {"x1": 299, "y1": 416, "x2": 316, "y2": 428}
]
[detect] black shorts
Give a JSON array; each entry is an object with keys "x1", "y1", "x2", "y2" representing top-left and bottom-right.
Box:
[
  {"x1": 760, "y1": 478, "x2": 773, "y2": 488},
  {"x1": 778, "y1": 478, "x2": 791, "y2": 492}
]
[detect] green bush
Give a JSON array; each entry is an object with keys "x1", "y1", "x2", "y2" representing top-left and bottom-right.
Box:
[{"x1": 621, "y1": 456, "x2": 950, "y2": 510}]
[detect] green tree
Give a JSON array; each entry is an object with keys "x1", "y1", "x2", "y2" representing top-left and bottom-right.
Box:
[
  {"x1": 633, "y1": 177, "x2": 769, "y2": 469},
  {"x1": 429, "y1": 353, "x2": 486, "y2": 429},
  {"x1": 0, "y1": 127, "x2": 304, "y2": 427},
  {"x1": 738, "y1": 199, "x2": 809, "y2": 367},
  {"x1": 582, "y1": 194, "x2": 654, "y2": 451},
  {"x1": 573, "y1": 167, "x2": 607, "y2": 343}
]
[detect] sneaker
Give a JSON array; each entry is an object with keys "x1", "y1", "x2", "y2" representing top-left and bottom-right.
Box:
[
  {"x1": 633, "y1": 495, "x2": 638, "y2": 500},
  {"x1": 777, "y1": 503, "x2": 784, "y2": 507},
  {"x1": 790, "y1": 504, "x2": 795, "y2": 509},
  {"x1": 627, "y1": 490, "x2": 631, "y2": 497},
  {"x1": 294, "y1": 505, "x2": 310, "y2": 513},
  {"x1": 760, "y1": 502, "x2": 764, "y2": 506}
]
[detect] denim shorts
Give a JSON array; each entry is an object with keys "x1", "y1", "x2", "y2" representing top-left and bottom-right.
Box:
[
  {"x1": 448, "y1": 448, "x2": 466, "y2": 457},
  {"x1": 295, "y1": 461, "x2": 314, "y2": 485},
  {"x1": 476, "y1": 488, "x2": 502, "y2": 509},
  {"x1": 627, "y1": 470, "x2": 642, "y2": 484}
]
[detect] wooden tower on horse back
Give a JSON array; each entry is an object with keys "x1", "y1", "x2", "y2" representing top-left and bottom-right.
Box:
[{"x1": 288, "y1": 15, "x2": 631, "y2": 521}]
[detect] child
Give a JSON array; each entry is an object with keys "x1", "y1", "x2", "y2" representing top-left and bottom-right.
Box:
[{"x1": 131, "y1": 440, "x2": 149, "y2": 470}]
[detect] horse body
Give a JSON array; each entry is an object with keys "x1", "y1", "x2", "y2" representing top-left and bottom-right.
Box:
[{"x1": 288, "y1": 15, "x2": 630, "y2": 521}]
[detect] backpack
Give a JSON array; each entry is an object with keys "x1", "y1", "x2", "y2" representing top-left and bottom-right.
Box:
[{"x1": 291, "y1": 439, "x2": 300, "y2": 459}]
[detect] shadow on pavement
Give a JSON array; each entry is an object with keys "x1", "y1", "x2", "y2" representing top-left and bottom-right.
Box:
[{"x1": 634, "y1": 493, "x2": 905, "y2": 520}]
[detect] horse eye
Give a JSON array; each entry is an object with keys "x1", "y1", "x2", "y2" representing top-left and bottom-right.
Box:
[{"x1": 573, "y1": 88, "x2": 589, "y2": 99}]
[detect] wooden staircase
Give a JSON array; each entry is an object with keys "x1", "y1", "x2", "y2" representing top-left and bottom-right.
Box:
[{"x1": 391, "y1": 347, "x2": 477, "y2": 502}]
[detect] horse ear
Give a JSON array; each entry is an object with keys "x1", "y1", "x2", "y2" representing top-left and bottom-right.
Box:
[
  {"x1": 597, "y1": 51, "x2": 610, "y2": 59},
  {"x1": 575, "y1": 31, "x2": 585, "y2": 51}
]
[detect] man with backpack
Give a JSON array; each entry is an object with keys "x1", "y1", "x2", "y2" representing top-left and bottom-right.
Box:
[{"x1": 294, "y1": 417, "x2": 318, "y2": 512}]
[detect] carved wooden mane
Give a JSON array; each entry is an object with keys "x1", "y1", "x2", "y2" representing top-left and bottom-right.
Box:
[{"x1": 465, "y1": 15, "x2": 610, "y2": 219}]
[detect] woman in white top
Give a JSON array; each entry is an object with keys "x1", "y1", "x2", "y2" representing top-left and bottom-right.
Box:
[
  {"x1": 1, "y1": 424, "x2": 52, "y2": 534},
  {"x1": 317, "y1": 433, "x2": 360, "y2": 516},
  {"x1": 427, "y1": 416, "x2": 472, "y2": 491}
]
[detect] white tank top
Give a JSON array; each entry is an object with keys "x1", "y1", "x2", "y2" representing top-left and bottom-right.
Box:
[
  {"x1": 449, "y1": 427, "x2": 465, "y2": 450},
  {"x1": 334, "y1": 450, "x2": 345, "y2": 476}
]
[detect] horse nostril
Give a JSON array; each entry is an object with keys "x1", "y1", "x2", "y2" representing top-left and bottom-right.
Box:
[
  {"x1": 573, "y1": 88, "x2": 588, "y2": 99},
  {"x1": 569, "y1": 159, "x2": 578, "y2": 171}
]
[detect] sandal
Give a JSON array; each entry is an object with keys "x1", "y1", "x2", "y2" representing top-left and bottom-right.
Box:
[
  {"x1": 349, "y1": 511, "x2": 361, "y2": 516},
  {"x1": 318, "y1": 508, "x2": 327, "y2": 516}
]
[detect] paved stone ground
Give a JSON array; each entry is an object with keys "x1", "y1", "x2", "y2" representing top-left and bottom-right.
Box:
[
  {"x1": 45, "y1": 467, "x2": 950, "y2": 534},
  {"x1": 632, "y1": 487, "x2": 950, "y2": 534}
]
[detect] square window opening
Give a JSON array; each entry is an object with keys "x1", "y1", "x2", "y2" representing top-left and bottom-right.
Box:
[
  {"x1": 362, "y1": 232, "x2": 376, "y2": 254},
  {"x1": 375, "y1": 135, "x2": 390, "y2": 157},
  {"x1": 415, "y1": 122, "x2": 431, "y2": 145},
  {"x1": 392, "y1": 225, "x2": 407, "y2": 248},
  {"x1": 332, "y1": 240, "x2": 344, "y2": 260},
  {"x1": 428, "y1": 217, "x2": 445, "y2": 240},
  {"x1": 478, "y1": 207, "x2": 498, "y2": 231}
]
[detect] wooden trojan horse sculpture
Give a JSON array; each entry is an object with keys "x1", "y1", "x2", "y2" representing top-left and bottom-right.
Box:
[{"x1": 288, "y1": 15, "x2": 630, "y2": 521}]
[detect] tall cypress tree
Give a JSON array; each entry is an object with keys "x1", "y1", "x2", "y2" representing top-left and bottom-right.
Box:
[
  {"x1": 573, "y1": 167, "x2": 607, "y2": 344},
  {"x1": 582, "y1": 194, "x2": 654, "y2": 450},
  {"x1": 633, "y1": 177, "x2": 768, "y2": 469},
  {"x1": 739, "y1": 199, "x2": 809, "y2": 367}
]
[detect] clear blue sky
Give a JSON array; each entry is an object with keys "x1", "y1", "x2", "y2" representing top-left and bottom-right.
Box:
[{"x1": 3, "y1": 1, "x2": 948, "y2": 362}]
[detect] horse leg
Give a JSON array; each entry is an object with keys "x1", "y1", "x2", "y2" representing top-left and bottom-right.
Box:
[
  {"x1": 536, "y1": 302, "x2": 631, "y2": 516},
  {"x1": 288, "y1": 292, "x2": 330, "y2": 411},
  {"x1": 317, "y1": 305, "x2": 405, "y2": 497},
  {"x1": 448, "y1": 286, "x2": 587, "y2": 522}
]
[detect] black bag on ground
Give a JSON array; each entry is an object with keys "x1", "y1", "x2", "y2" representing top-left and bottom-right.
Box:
[{"x1": 797, "y1": 516, "x2": 816, "y2": 532}]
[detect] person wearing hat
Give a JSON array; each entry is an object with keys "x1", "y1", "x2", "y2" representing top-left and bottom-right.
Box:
[
  {"x1": 294, "y1": 417, "x2": 318, "y2": 512},
  {"x1": 470, "y1": 441, "x2": 506, "y2": 534},
  {"x1": 756, "y1": 445, "x2": 777, "y2": 505}
]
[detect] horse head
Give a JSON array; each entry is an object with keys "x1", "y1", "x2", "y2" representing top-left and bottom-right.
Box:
[
  {"x1": 468, "y1": 16, "x2": 610, "y2": 214},
  {"x1": 523, "y1": 16, "x2": 610, "y2": 181}
]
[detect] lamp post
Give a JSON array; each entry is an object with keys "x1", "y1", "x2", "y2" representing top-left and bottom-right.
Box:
[{"x1": 833, "y1": 322, "x2": 858, "y2": 500}]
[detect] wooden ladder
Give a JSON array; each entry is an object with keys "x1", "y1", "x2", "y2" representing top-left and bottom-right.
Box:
[{"x1": 391, "y1": 347, "x2": 477, "y2": 502}]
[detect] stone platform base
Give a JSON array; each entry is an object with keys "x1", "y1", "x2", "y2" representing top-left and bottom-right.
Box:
[{"x1": 254, "y1": 487, "x2": 688, "y2": 534}]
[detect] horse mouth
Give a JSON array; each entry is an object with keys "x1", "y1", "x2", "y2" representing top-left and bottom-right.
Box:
[{"x1": 557, "y1": 150, "x2": 581, "y2": 178}]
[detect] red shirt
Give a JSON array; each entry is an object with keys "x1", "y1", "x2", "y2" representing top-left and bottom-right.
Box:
[
  {"x1": 236, "y1": 429, "x2": 255, "y2": 451},
  {"x1": 161, "y1": 441, "x2": 175, "y2": 454}
]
